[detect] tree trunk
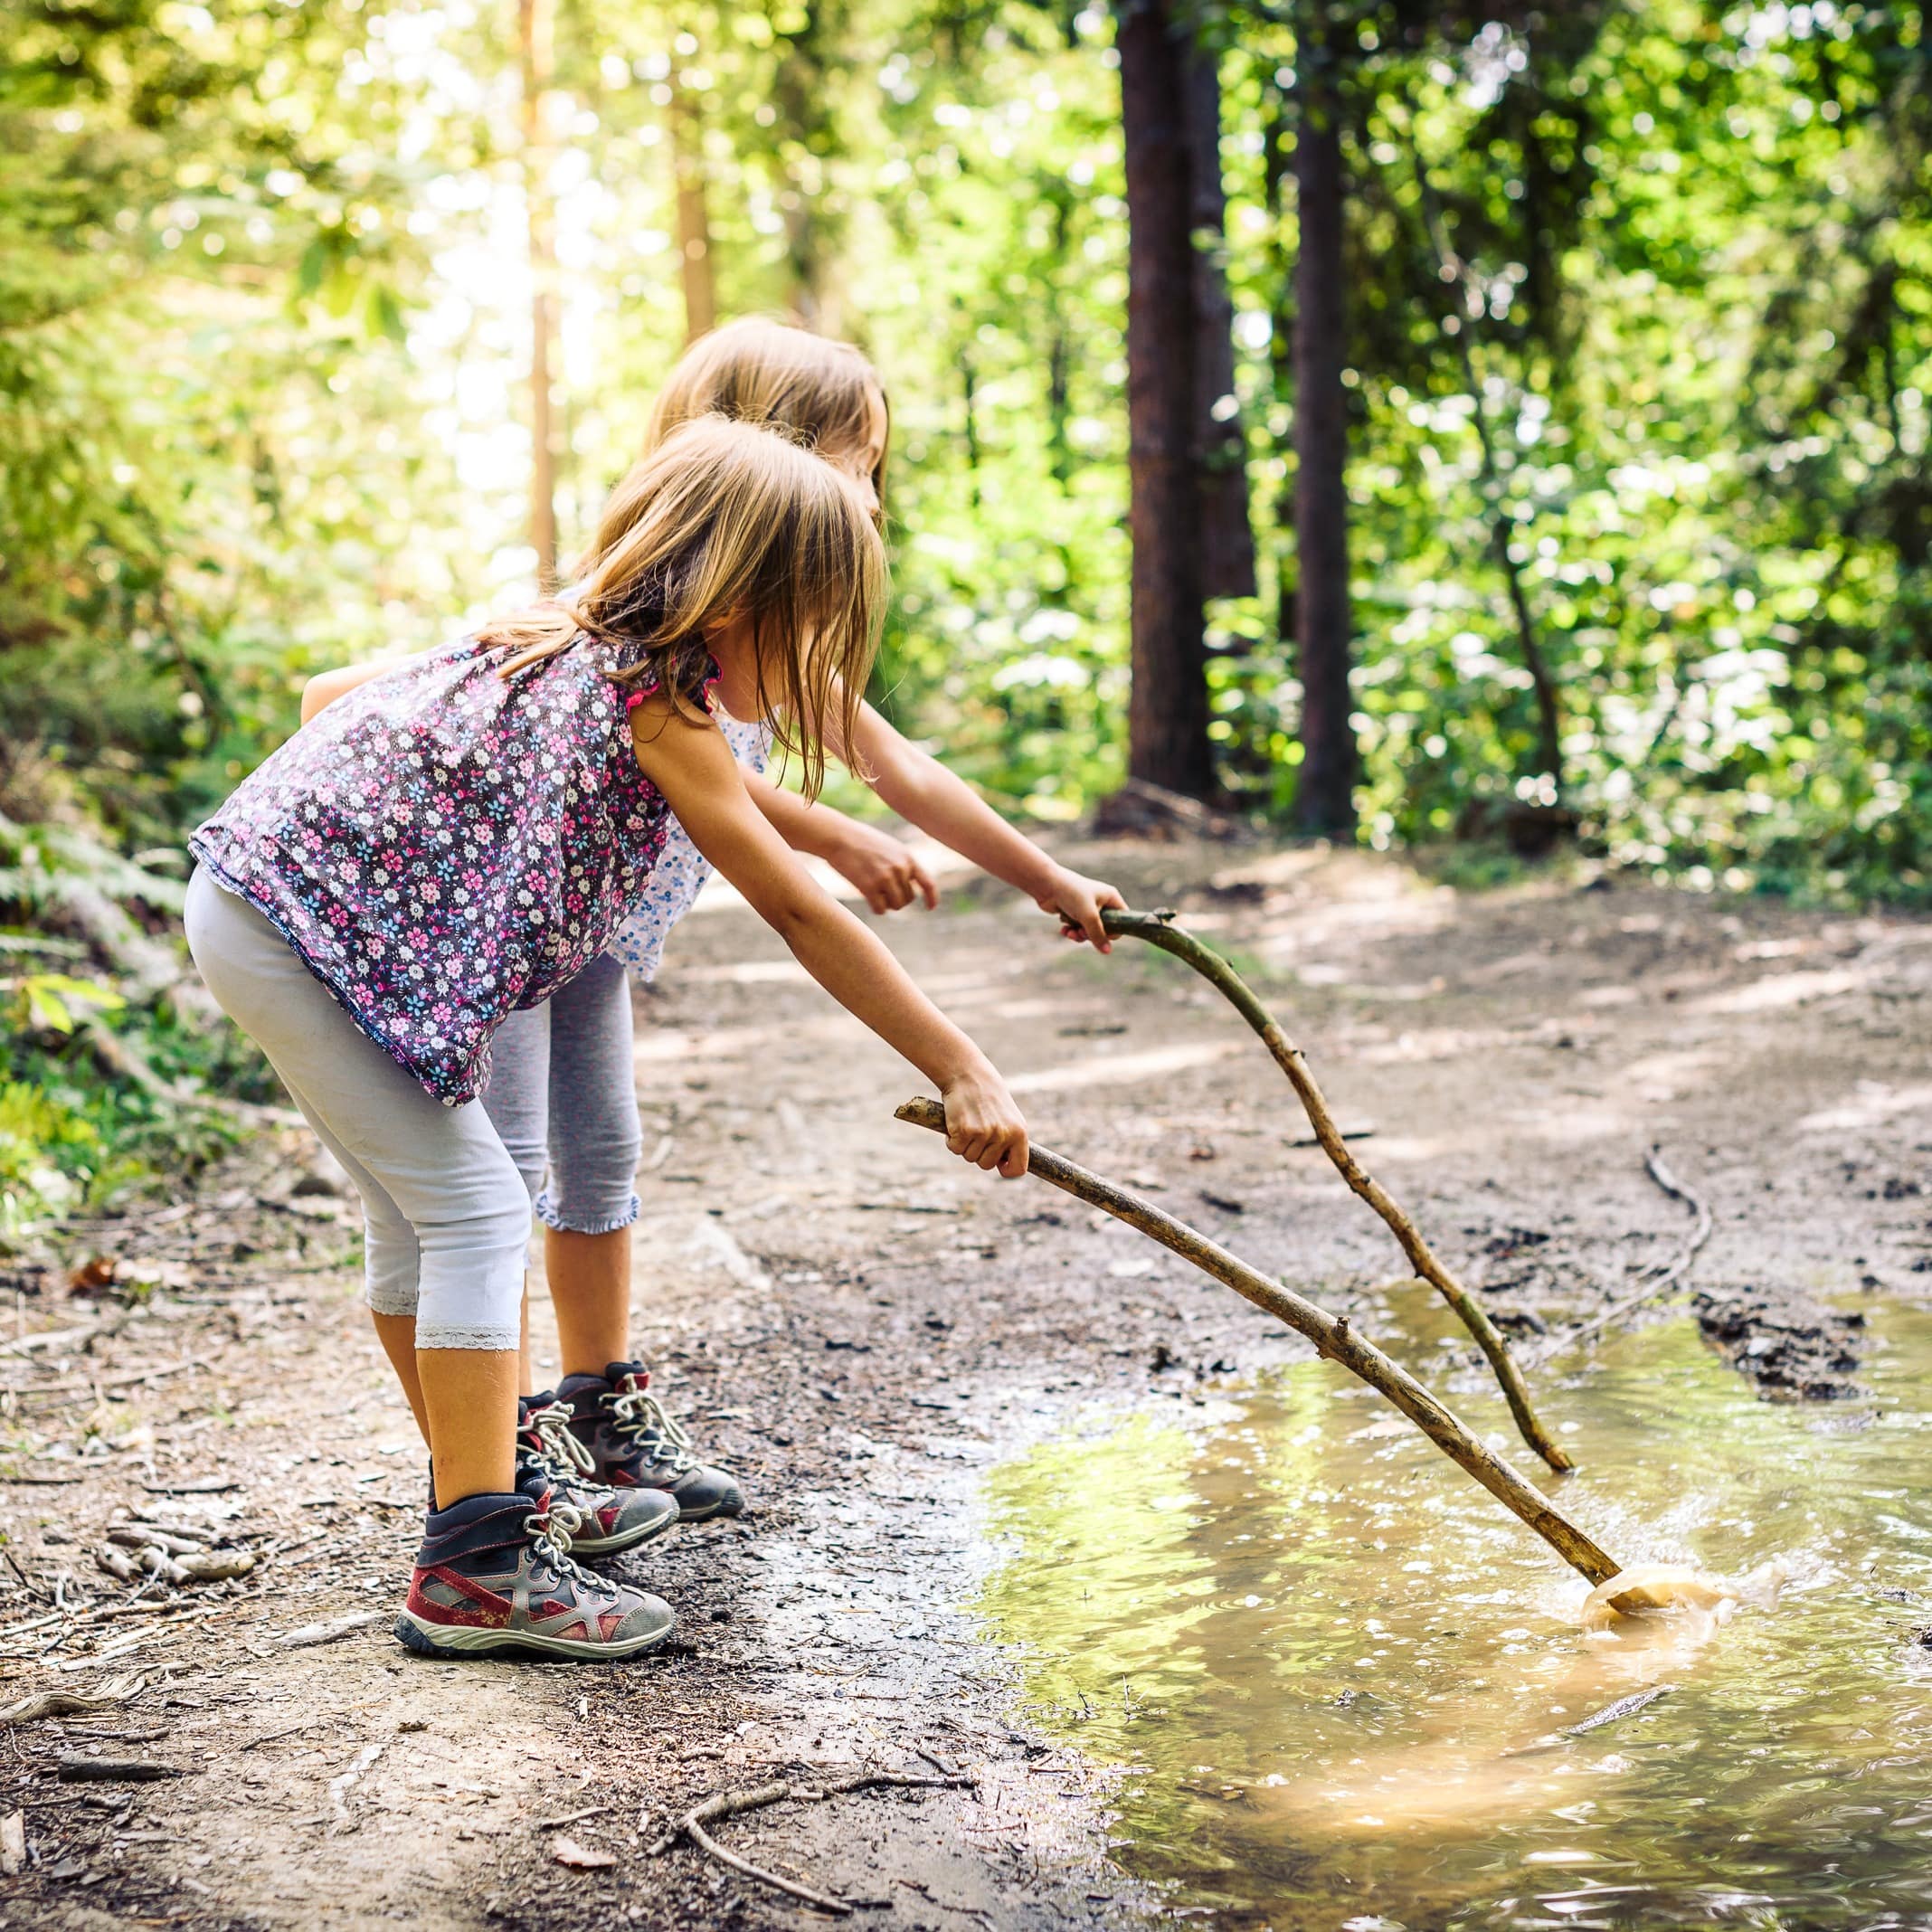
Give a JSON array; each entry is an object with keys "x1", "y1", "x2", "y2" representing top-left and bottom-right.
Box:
[
  {"x1": 1119, "y1": 0, "x2": 1212, "y2": 800},
  {"x1": 668, "y1": 69, "x2": 715, "y2": 346},
  {"x1": 961, "y1": 332, "x2": 981, "y2": 512},
  {"x1": 1291, "y1": 47, "x2": 1357, "y2": 836},
  {"x1": 519, "y1": 0, "x2": 558, "y2": 587},
  {"x1": 1183, "y1": 48, "x2": 1255, "y2": 601},
  {"x1": 1045, "y1": 185, "x2": 1074, "y2": 489},
  {"x1": 771, "y1": 2, "x2": 843, "y2": 336},
  {"x1": 1263, "y1": 73, "x2": 1298, "y2": 671}
]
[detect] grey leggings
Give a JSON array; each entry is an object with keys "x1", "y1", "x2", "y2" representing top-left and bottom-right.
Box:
[
  {"x1": 184, "y1": 869, "x2": 527, "y2": 1350},
  {"x1": 481, "y1": 952, "x2": 641, "y2": 1236}
]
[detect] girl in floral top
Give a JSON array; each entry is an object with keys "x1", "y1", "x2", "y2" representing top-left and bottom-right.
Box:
[
  {"x1": 185, "y1": 414, "x2": 1046, "y2": 1662},
  {"x1": 299, "y1": 321, "x2": 1126, "y2": 1533}
]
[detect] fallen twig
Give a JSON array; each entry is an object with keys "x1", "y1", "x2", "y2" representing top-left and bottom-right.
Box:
[
  {"x1": 897, "y1": 1096, "x2": 1620, "y2": 1586},
  {"x1": 0, "y1": 1322, "x2": 104, "y2": 1360},
  {"x1": 649, "y1": 1771, "x2": 975, "y2": 1917},
  {"x1": 242, "y1": 1722, "x2": 311, "y2": 1752},
  {"x1": 8, "y1": 1358, "x2": 213, "y2": 1403},
  {"x1": 533, "y1": 1804, "x2": 612, "y2": 1831},
  {"x1": 107, "y1": 1527, "x2": 204, "y2": 1557},
  {"x1": 57, "y1": 1757, "x2": 185, "y2": 1784},
  {"x1": 1565, "y1": 1683, "x2": 1674, "y2": 1736},
  {"x1": 280, "y1": 1609, "x2": 383, "y2": 1649},
  {"x1": 0, "y1": 1690, "x2": 140, "y2": 1728},
  {"x1": 1097, "y1": 908, "x2": 1572, "y2": 1473},
  {"x1": 0, "y1": 1609, "x2": 66, "y2": 1643},
  {"x1": 1536, "y1": 1146, "x2": 1714, "y2": 1362}
]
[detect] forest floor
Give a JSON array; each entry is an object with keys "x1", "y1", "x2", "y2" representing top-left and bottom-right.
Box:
[{"x1": 2, "y1": 833, "x2": 1929, "y2": 1931}]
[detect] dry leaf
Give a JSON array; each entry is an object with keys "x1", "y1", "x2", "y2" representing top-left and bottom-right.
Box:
[
  {"x1": 68, "y1": 1255, "x2": 117, "y2": 1296},
  {"x1": 551, "y1": 1834, "x2": 618, "y2": 1870}
]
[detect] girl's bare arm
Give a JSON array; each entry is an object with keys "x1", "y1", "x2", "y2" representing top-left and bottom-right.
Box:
[
  {"x1": 739, "y1": 767, "x2": 938, "y2": 914},
  {"x1": 828, "y1": 696, "x2": 1125, "y2": 950},
  {"x1": 630, "y1": 695, "x2": 1026, "y2": 1177}
]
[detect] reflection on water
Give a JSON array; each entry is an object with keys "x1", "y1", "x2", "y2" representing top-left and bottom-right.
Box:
[{"x1": 979, "y1": 1297, "x2": 1932, "y2": 1928}]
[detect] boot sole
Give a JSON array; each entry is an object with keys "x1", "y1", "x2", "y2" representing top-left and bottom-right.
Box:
[
  {"x1": 393, "y1": 1609, "x2": 675, "y2": 1662},
  {"x1": 674, "y1": 1486, "x2": 746, "y2": 1522}
]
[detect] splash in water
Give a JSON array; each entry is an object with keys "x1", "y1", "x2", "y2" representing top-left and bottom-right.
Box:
[{"x1": 979, "y1": 1299, "x2": 1932, "y2": 1929}]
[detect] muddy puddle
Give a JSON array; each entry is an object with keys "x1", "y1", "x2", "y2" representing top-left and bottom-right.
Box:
[{"x1": 979, "y1": 1293, "x2": 1932, "y2": 1928}]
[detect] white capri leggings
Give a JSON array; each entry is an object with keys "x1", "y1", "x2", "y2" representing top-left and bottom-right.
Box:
[
  {"x1": 481, "y1": 953, "x2": 640, "y2": 1236},
  {"x1": 185, "y1": 869, "x2": 528, "y2": 1350}
]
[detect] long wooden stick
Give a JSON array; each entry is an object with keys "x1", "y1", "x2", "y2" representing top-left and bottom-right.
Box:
[
  {"x1": 1097, "y1": 907, "x2": 1574, "y2": 1474},
  {"x1": 895, "y1": 1097, "x2": 1618, "y2": 1586}
]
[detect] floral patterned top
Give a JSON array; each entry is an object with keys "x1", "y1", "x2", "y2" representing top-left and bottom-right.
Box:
[
  {"x1": 189, "y1": 632, "x2": 691, "y2": 1106},
  {"x1": 609, "y1": 715, "x2": 772, "y2": 983}
]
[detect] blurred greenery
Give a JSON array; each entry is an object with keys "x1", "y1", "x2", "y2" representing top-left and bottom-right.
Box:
[{"x1": 0, "y1": 0, "x2": 1926, "y2": 1227}]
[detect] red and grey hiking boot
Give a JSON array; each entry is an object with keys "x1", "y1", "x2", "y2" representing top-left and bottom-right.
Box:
[
  {"x1": 557, "y1": 1361, "x2": 746, "y2": 1521},
  {"x1": 394, "y1": 1471, "x2": 676, "y2": 1662},
  {"x1": 517, "y1": 1393, "x2": 677, "y2": 1557}
]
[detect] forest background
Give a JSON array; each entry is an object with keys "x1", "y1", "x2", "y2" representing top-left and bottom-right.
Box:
[{"x1": 1, "y1": 0, "x2": 1927, "y2": 1230}]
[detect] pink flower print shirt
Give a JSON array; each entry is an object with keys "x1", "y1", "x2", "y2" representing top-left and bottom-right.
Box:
[{"x1": 189, "y1": 632, "x2": 687, "y2": 1105}]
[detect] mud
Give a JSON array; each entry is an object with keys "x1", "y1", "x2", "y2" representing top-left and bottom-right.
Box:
[
  {"x1": 2, "y1": 836, "x2": 1928, "y2": 1929},
  {"x1": 1692, "y1": 1285, "x2": 1868, "y2": 1401}
]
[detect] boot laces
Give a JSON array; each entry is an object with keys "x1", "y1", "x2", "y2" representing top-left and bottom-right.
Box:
[
  {"x1": 528, "y1": 1399, "x2": 598, "y2": 1478},
  {"x1": 520, "y1": 1500, "x2": 601, "y2": 1591},
  {"x1": 608, "y1": 1385, "x2": 697, "y2": 1475}
]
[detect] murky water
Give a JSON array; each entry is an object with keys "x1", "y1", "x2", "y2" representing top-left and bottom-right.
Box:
[{"x1": 980, "y1": 1296, "x2": 1932, "y2": 1928}]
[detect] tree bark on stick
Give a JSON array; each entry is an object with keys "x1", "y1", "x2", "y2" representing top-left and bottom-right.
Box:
[
  {"x1": 895, "y1": 1098, "x2": 1616, "y2": 1586},
  {"x1": 1292, "y1": 33, "x2": 1357, "y2": 834},
  {"x1": 1119, "y1": 0, "x2": 1212, "y2": 800},
  {"x1": 1098, "y1": 908, "x2": 1573, "y2": 1473},
  {"x1": 519, "y1": 0, "x2": 558, "y2": 588}
]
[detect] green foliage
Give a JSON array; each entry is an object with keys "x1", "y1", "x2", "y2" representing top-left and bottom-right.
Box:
[
  {"x1": 1217, "y1": 0, "x2": 1932, "y2": 903},
  {"x1": 0, "y1": 0, "x2": 1925, "y2": 1020},
  {"x1": 0, "y1": 990, "x2": 260, "y2": 1238},
  {"x1": 7, "y1": 971, "x2": 125, "y2": 1035}
]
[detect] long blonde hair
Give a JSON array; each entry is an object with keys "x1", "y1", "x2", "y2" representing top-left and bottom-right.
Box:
[
  {"x1": 646, "y1": 317, "x2": 888, "y2": 511},
  {"x1": 477, "y1": 415, "x2": 884, "y2": 799}
]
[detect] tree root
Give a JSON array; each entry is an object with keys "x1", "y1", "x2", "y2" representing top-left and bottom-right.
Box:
[
  {"x1": 896, "y1": 1096, "x2": 1620, "y2": 1587},
  {"x1": 1535, "y1": 1145, "x2": 1714, "y2": 1363},
  {"x1": 648, "y1": 1771, "x2": 974, "y2": 1916},
  {"x1": 1098, "y1": 906, "x2": 1574, "y2": 1473}
]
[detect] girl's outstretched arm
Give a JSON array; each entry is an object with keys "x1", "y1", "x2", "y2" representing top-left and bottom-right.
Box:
[
  {"x1": 630, "y1": 694, "x2": 1027, "y2": 1178},
  {"x1": 829, "y1": 696, "x2": 1126, "y2": 951},
  {"x1": 740, "y1": 767, "x2": 939, "y2": 915}
]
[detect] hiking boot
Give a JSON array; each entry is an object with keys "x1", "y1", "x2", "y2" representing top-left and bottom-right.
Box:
[
  {"x1": 518, "y1": 1393, "x2": 678, "y2": 1557},
  {"x1": 558, "y1": 1361, "x2": 746, "y2": 1521},
  {"x1": 394, "y1": 1471, "x2": 675, "y2": 1662}
]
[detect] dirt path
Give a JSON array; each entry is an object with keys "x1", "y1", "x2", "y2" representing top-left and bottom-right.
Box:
[{"x1": 4, "y1": 838, "x2": 1928, "y2": 1929}]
